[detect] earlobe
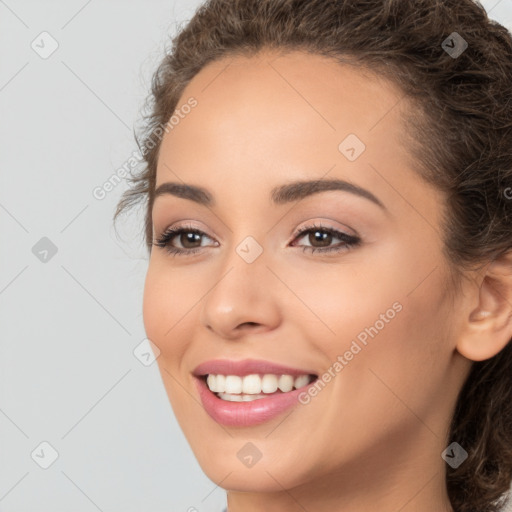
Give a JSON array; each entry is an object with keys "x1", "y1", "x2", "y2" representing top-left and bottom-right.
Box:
[{"x1": 456, "y1": 250, "x2": 512, "y2": 362}]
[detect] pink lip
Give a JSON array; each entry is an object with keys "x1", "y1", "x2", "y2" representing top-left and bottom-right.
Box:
[
  {"x1": 193, "y1": 358, "x2": 316, "y2": 377},
  {"x1": 193, "y1": 359, "x2": 318, "y2": 427},
  {"x1": 195, "y1": 377, "x2": 315, "y2": 427}
]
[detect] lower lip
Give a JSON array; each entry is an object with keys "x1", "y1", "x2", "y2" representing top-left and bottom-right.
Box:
[{"x1": 195, "y1": 377, "x2": 314, "y2": 427}]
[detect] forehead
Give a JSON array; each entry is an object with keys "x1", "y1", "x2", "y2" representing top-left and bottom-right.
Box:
[{"x1": 155, "y1": 49, "x2": 416, "y2": 204}]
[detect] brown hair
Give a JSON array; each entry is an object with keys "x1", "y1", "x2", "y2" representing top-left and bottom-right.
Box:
[{"x1": 114, "y1": 1, "x2": 512, "y2": 510}]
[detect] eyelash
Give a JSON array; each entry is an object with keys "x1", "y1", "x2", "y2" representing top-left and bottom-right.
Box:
[{"x1": 153, "y1": 222, "x2": 361, "y2": 257}]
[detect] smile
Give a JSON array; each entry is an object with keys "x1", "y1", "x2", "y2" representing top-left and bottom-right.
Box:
[
  {"x1": 193, "y1": 359, "x2": 318, "y2": 426},
  {"x1": 206, "y1": 373, "x2": 314, "y2": 401}
]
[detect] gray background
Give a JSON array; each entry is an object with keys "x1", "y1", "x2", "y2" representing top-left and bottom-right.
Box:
[{"x1": 0, "y1": 1, "x2": 511, "y2": 511}]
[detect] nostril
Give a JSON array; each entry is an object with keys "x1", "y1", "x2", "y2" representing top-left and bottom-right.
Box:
[{"x1": 238, "y1": 322, "x2": 259, "y2": 330}]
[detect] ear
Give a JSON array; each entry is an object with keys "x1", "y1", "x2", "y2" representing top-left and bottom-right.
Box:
[{"x1": 456, "y1": 250, "x2": 512, "y2": 362}]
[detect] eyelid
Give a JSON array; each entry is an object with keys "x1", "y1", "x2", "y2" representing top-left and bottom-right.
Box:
[
  {"x1": 154, "y1": 219, "x2": 361, "y2": 259},
  {"x1": 156, "y1": 221, "x2": 215, "y2": 239},
  {"x1": 155, "y1": 220, "x2": 356, "y2": 245},
  {"x1": 155, "y1": 222, "x2": 217, "y2": 245},
  {"x1": 290, "y1": 219, "x2": 359, "y2": 241}
]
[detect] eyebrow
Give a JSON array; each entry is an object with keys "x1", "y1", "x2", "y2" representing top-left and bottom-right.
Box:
[{"x1": 153, "y1": 178, "x2": 386, "y2": 211}]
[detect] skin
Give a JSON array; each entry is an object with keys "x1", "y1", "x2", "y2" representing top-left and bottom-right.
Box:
[{"x1": 143, "y1": 50, "x2": 512, "y2": 512}]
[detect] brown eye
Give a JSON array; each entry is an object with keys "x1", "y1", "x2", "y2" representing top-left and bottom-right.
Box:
[
  {"x1": 307, "y1": 229, "x2": 333, "y2": 248},
  {"x1": 153, "y1": 223, "x2": 361, "y2": 257},
  {"x1": 179, "y1": 231, "x2": 203, "y2": 249},
  {"x1": 153, "y1": 226, "x2": 217, "y2": 256},
  {"x1": 291, "y1": 224, "x2": 361, "y2": 254}
]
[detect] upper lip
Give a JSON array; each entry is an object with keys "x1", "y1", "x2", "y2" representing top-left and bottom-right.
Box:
[{"x1": 193, "y1": 359, "x2": 318, "y2": 378}]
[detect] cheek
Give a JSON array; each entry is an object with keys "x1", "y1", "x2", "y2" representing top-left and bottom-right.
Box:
[
  {"x1": 283, "y1": 269, "x2": 453, "y2": 468},
  {"x1": 142, "y1": 262, "x2": 199, "y2": 419},
  {"x1": 270, "y1": 250, "x2": 412, "y2": 349},
  {"x1": 281, "y1": 242, "x2": 452, "y2": 398},
  {"x1": 329, "y1": 269, "x2": 452, "y2": 432},
  {"x1": 142, "y1": 261, "x2": 193, "y2": 359},
  {"x1": 142, "y1": 265, "x2": 166, "y2": 349}
]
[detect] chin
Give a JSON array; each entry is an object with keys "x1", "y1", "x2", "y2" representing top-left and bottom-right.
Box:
[{"x1": 197, "y1": 458, "x2": 309, "y2": 493}]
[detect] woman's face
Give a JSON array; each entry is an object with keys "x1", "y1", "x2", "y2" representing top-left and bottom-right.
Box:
[{"x1": 143, "y1": 50, "x2": 471, "y2": 501}]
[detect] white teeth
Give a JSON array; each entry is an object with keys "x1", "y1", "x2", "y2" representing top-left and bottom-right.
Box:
[
  {"x1": 242, "y1": 374, "x2": 261, "y2": 394},
  {"x1": 218, "y1": 393, "x2": 243, "y2": 402},
  {"x1": 225, "y1": 375, "x2": 243, "y2": 394},
  {"x1": 261, "y1": 374, "x2": 278, "y2": 393},
  {"x1": 205, "y1": 373, "x2": 314, "y2": 396},
  {"x1": 207, "y1": 374, "x2": 217, "y2": 392},
  {"x1": 218, "y1": 392, "x2": 268, "y2": 402},
  {"x1": 294, "y1": 375, "x2": 310, "y2": 389},
  {"x1": 207, "y1": 374, "x2": 227, "y2": 393},
  {"x1": 216, "y1": 374, "x2": 226, "y2": 393},
  {"x1": 278, "y1": 375, "x2": 294, "y2": 392}
]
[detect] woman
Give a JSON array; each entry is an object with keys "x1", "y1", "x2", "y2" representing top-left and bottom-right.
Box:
[{"x1": 115, "y1": 0, "x2": 512, "y2": 510}]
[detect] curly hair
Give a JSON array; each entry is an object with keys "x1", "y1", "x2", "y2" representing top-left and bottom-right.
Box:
[{"x1": 114, "y1": 1, "x2": 512, "y2": 510}]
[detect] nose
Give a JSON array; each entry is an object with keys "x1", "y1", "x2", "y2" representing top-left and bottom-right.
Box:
[{"x1": 199, "y1": 244, "x2": 281, "y2": 340}]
